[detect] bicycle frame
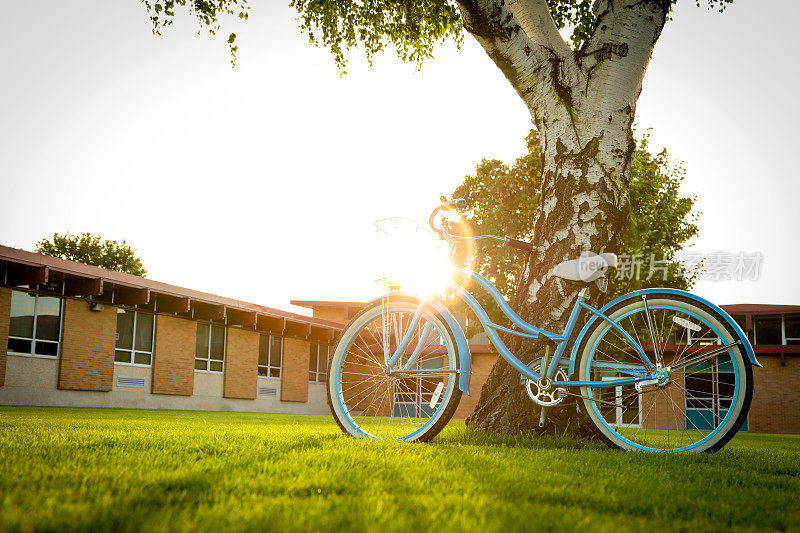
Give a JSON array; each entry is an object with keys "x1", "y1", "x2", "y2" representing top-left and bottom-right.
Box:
[
  {"x1": 330, "y1": 206, "x2": 758, "y2": 448},
  {"x1": 385, "y1": 264, "x2": 661, "y2": 390}
]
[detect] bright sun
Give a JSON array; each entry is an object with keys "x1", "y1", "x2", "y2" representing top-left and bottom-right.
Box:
[{"x1": 373, "y1": 217, "x2": 454, "y2": 298}]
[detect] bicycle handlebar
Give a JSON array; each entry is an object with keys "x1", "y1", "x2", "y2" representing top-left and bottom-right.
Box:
[
  {"x1": 428, "y1": 198, "x2": 536, "y2": 252},
  {"x1": 428, "y1": 206, "x2": 445, "y2": 236},
  {"x1": 504, "y1": 238, "x2": 535, "y2": 252},
  {"x1": 428, "y1": 198, "x2": 465, "y2": 236}
]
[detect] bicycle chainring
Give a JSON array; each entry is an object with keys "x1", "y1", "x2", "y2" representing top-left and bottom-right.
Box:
[{"x1": 525, "y1": 364, "x2": 567, "y2": 406}]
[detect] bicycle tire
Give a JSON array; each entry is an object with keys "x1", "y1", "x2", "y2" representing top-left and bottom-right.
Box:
[
  {"x1": 328, "y1": 297, "x2": 462, "y2": 442},
  {"x1": 575, "y1": 291, "x2": 753, "y2": 452}
]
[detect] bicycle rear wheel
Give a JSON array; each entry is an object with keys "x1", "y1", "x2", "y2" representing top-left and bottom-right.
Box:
[
  {"x1": 328, "y1": 297, "x2": 462, "y2": 442},
  {"x1": 577, "y1": 292, "x2": 753, "y2": 452}
]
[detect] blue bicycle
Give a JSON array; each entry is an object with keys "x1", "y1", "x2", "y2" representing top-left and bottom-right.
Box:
[{"x1": 328, "y1": 199, "x2": 758, "y2": 452}]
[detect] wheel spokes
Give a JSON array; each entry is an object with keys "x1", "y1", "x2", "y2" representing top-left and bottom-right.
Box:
[
  {"x1": 586, "y1": 304, "x2": 741, "y2": 451},
  {"x1": 334, "y1": 306, "x2": 457, "y2": 440}
]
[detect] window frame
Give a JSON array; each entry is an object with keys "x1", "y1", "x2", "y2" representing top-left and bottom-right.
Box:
[
  {"x1": 601, "y1": 375, "x2": 642, "y2": 429},
  {"x1": 194, "y1": 322, "x2": 226, "y2": 374},
  {"x1": 7, "y1": 290, "x2": 64, "y2": 359},
  {"x1": 752, "y1": 314, "x2": 800, "y2": 345},
  {"x1": 391, "y1": 373, "x2": 443, "y2": 419},
  {"x1": 683, "y1": 359, "x2": 747, "y2": 432},
  {"x1": 114, "y1": 309, "x2": 155, "y2": 367},
  {"x1": 753, "y1": 315, "x2": 783, "y2": 345},
  {"x1": 308, "y1": 342, "x2": 329, "y2": 383},
  {"x1": 686, "y1": 328, "x2": 722, "y2": 346},
  {"x1": 782, "y1": 314, "x2": 800, "y2": 345},
  {"x1": 258, "y1": 334, "x2": 283, "y2": 378}
]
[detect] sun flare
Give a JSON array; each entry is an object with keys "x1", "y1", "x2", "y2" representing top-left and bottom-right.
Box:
[{"x1": 373, "y1": 217, "x2": 454, "y2": 298}]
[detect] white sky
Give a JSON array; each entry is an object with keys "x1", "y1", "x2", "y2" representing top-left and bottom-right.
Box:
[{"x1": 1, "y1": 1, "x2": 798, "y2": 315}]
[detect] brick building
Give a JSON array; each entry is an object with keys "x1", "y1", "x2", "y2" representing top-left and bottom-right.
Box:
[
  {"x1": 0, "y1": 246, "x2": 342, "y2": 415},
  {"x1": 1, "y1": 245, "x2": 798, "y2": 434},
  {"x1": 290, "y1": 301, "x2": 800, "y2": 435}
]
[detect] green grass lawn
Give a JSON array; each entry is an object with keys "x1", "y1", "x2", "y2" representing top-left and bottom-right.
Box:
[{"x1": 0, "y1": 407, "x2": 798, "y2": 532}]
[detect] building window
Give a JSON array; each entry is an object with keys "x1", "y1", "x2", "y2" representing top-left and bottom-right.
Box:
[
  {"x1": 687, "y1": 328, "x2": 721, "y2": 345},
  {"x1": 392, "y1": 358, "x2": 446, "y2": 419},
  {"x1": 684, "y1": 358, "x2": 747, "y2": 432},
  {"x1": 783, "y1": 315, "x2": 800, "y2": 345},
  {"x1": 195, "y1": 323, "x2": 225, "y2": 372},
  {"x1": 7, "y1": 290, "x2": 62, "y2": 357},
  {"x1": 598, "y1": 376, "x2": 641, "y2": 428},
  {"x1": 258, "y1": 334, "x2": 282, "y2": 378},
  {"x1": 114, "y1": 310, "x2": 155, "y2": 366},
  {"x1": 754, "y1": 315, "x2": 782, "y2": 345},
  {"x1": 309, "y1": 342, "x2": 329, "y2": 382}
]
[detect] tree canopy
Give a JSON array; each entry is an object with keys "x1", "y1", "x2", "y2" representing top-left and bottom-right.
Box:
[
  {"x1": 140, "y1": 0, "x2": 729, "y2": 435},
  {"x1": 450, "y1": 129, "x2": 698, "y2": 324},
  {"x1": 143, "y1": 0, "x2": 734, "y2": 70},
  {"x1": 36, "y1": 233, "x2": 148, "y2": 277}
]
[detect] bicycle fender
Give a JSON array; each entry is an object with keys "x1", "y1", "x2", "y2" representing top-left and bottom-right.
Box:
[
  {"x1": 366, "y1": 293, "x2": 472, "y2": 396},
  {"x1": 569, "y1": 288, "x2": 761, "y2": 378}
]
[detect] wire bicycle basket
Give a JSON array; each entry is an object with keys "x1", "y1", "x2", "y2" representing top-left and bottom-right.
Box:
[{"x1": 373, "y1": 217, "x2": 454, "y2": 295}]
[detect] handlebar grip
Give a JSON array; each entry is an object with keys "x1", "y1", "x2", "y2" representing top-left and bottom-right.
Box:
[
  {"x1": 442, "y1": 198, "x2": 467, "y2": 211},
  {"x1": 505, "y1": 238, "x2": 535, "y2": 252}
]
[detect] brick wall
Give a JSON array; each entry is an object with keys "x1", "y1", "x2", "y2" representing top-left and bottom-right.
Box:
[
  {"x1": 749, "y1": 355, "x2": 800, "y2": 434},
  {"x1": 340, "y1": 349, "x2": 388, "y2": 415},
  {"x1": 642, "y1": 368, "x2": 685, "y2": 430},
  {"x1": 223, "y1": 328, "x2": 259, "y2": 400},
  {"x1": 151, "y1": 315, "x2": 196, "y2": 396},
  {"x1": 0, "y1": 287, "x2": 10, "y2": 386},
  {"x1": 453, "y1": 352, "x2": 496, "y2": 419},
  {"x1": 281, "y1": 337, "x2": 310, "y2": 402},
  {"x1": 58, "y1": 298, "x2": 116, "y2": 391}
]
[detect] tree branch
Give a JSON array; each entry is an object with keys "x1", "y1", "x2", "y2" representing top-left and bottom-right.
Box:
[
  {"x1": 507, "y1": 0, "x2": 572, "y2": 59},
  {"x1": 579, "y1": 0, "x2": 669, "y2": 123},
  {"x1": 455, "y1": 0, "x2": 578, "y2": 125}
]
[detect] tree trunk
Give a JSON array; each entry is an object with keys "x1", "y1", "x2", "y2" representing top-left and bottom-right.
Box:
[
  {"x1": 456, "y1": 0, "x2": 669, "y2": 434},
  {"x1": 466, "y1": 126, "x2": 632, "y2": 435}
]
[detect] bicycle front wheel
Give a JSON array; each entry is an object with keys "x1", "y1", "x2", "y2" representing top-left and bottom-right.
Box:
[
  {"x1": 328, "y1": 297, "x2": 462, "y2": 442},
  {"x1": 577, "y1": 292, "x2": 753, "y2": 453}
]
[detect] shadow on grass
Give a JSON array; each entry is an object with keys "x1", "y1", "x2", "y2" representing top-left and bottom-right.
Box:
[{"x1": 434, "y1": 424, "x2": 603, "y2": 452}]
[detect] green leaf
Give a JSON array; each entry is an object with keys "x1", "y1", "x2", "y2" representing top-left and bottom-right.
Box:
[
  {"x1": 450, "y1": 128, "x2": 699, "y2": 323},
  {"x1": 35, "y1": 232, "x2": 148, "y2": 277}
]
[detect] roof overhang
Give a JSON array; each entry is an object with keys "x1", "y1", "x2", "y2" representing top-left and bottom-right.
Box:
[
  {"x1": 0, "y1": 244, "x2": 343, "y2": 340},
  {"x1": 721, "y1": 303, "x2": 800, "y2": 315}
]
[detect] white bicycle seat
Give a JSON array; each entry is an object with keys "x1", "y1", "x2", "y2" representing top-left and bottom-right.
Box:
[{"x1": 552, "y1": 252, "x2": 618, "y2": 282}]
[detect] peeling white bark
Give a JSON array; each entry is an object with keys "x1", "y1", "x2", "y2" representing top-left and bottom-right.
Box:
[
  {"x1": 457, "y1": 0, "x2": 671, "y2": 433},
  {"x1": 455, "y1": 0, "x2": 667, "y2": 305},
  {"x1": 507, "y1": 0, "x2": 573, "y2": 59}
]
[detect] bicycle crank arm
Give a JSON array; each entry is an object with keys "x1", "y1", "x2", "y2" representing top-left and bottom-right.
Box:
[{"x1": 667, "y1": 341, "x2": 741, "y2": 371}]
